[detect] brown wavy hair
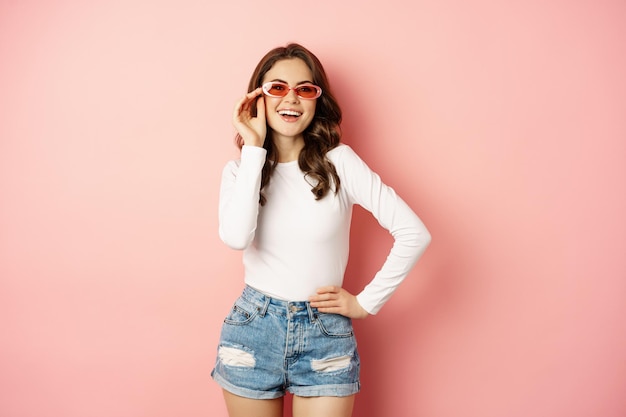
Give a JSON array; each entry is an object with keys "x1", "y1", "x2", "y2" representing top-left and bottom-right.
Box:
[{"x1": 236, "y1": 43, "x2": 342, "y2": 205}]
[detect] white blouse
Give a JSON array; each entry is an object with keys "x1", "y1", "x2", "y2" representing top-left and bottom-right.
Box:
[{"x1": 218, "y1": 144, "x2": 431, "y2": 315}]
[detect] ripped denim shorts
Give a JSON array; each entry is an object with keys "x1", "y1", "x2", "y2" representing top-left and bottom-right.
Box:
[{"x1": 211, "y1": 285, "x2": 360, "y2": 399}]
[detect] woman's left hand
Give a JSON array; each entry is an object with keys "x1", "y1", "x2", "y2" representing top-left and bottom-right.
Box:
[{"x1": 309, "y1": 286, "x2": 369, "y2": 319}]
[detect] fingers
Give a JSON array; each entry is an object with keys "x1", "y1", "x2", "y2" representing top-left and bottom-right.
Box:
[
  {"x1": 309, "y1": 287, "x2": 343, "y2": 306},
  {"x1": 255, "y1": 94, "x2": 265, "y2": 120},
  {"x1": 243, "y1": 88, "x2": 263, "y2": 111},
  {"x1": 233, "y1": 88, "x2": 263, "y2": 121},
  {"x1": 315, "y1": 286, "x2": 341, "y2": 295},
  {"x1": 232, "y1": 88, "x2": 266, "y2": 147},
  {"x1": 309, "y1": 288, "x2": 338, "y2": 304},
  {"x1": 309, "y1": 291, "x2": 341, "y2": 307},
  {"x1": 308, "y1": 287, "x2": 369, "y2": 319}
]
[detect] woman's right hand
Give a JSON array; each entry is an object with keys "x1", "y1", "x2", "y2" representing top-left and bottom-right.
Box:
[{"x1": 233, "y1": 87, "x2": 266, "y2": 148}]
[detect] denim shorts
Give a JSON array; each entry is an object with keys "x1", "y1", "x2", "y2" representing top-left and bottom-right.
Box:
[{"x1": 211, "y1": 285, "x2": 360, "y2": 399}]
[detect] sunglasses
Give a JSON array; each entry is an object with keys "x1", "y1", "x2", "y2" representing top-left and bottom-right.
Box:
[{"x1": 261, "y1": 81, "x2": 322, "y2": 99}]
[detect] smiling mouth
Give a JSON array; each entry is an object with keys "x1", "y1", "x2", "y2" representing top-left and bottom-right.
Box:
[{"x1": 278, "y1": 109, "x2": 302, "y2": 117}]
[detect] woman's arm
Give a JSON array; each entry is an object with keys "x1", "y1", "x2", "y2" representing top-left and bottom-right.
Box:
[
  {"x1": 219, "y1": 89, "x2": 268, "y2": 250},
  {"x1": 218, "y1": 146, "x2": 266, "y2": 250},
  {"x1": 336, "y1": 145, "x2": 432, "y2": 315}
]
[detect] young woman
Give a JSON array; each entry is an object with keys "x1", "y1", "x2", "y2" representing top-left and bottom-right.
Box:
[{"x1": 212, "y1": 43, "x2": 431, "y2": 417}]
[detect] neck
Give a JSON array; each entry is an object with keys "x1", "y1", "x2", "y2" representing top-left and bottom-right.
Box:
[{"x1": 272, "y1": 135, "x2": 305, "y2": 163}]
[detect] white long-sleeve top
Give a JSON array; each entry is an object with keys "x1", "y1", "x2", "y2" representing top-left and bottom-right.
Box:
[{"x1": 218, "y1": 144, "x2": 431, "y2": 315}]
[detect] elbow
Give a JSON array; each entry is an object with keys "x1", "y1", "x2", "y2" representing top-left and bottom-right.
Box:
[
  {"x1": 402, "y1": 219, "x2": 432, "y2": 256},
  {"x1": 417, "y1": 223, "x2": 432, "y2": 253},
  {"x1": 222, "y1": 239, "x2": 249, "y2": 251},
  {"x1": 219, "y1": 227, "x2": 252, "y2": 251},
  {"x1": 421, "y1": 228, "x2": 432, "y2": 249},
  {"x1": 407, "y1": 228, "x2": 431, "y2": 258}
]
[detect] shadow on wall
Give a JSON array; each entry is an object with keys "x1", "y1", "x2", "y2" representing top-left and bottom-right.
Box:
[{"x1": 346, "y1": 203, "x2": 467, "y2": 417}]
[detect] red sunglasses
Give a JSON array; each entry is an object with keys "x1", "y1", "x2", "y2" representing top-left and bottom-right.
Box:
[{"x1": 262, "y1": 81, "x2": 322, "y2": 99}]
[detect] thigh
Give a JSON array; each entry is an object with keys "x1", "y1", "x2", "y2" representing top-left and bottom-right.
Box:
[
  {"x1": 288, "y1": 313, "x2": 360, "y2": 397},
  {"x1": 223, "y1": 390, "x2": 284, "y2": 417},
  {"x1": 292, "y1": 395, "x2": 355, "y2": 417},
  {"x1": 213, "y1": 295, "x2": 287, "y2": 397}
]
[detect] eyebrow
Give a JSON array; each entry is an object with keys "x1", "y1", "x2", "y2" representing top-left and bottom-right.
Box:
[{"x1": 268, "y1": 78, "x2": 315, "y2": 85}]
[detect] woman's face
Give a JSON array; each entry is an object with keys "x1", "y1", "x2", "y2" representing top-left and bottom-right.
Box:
[{"x1": 261, "y1": 58, "x2": 317, "y2": 143}]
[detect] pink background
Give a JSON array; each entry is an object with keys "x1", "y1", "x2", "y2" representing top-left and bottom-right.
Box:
[{"x1": 1, "y1": 1, "x2": 625, "y2": 416}]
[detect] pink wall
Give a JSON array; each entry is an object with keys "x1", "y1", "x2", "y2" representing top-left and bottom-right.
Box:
[{"x1": 1, "y1": 1, "x2": 625, "y2": 416}]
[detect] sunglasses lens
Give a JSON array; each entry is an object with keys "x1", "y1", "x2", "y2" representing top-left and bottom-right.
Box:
[
  {"x1": 262, "y1": 82, "x2": 322, "y2": 99},
  {"x1": 265, "y1": 82, "x2": 289, "y2": 97},
  {"x1": 295, "y1": 85, "x2": 321, "y2": 99}
]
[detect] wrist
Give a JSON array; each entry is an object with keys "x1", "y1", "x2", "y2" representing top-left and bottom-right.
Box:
[{"x1": 243, "y1": 138, "x2": 264, "y2": 148}]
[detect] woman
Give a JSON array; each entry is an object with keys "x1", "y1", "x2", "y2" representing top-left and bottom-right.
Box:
[{"x1": 212, "y1": 43, "x2": 431, "y2": 417}]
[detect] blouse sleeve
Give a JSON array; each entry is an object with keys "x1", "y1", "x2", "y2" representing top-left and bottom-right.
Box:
[
  {"x1": 334, "y1": 145, "x2": 432, "y2": 315},
  {"x1": 218, "y1": 145, "x2": 267, "y2": 250}
]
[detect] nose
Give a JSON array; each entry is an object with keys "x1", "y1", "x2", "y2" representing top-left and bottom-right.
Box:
[{"x1": 283, "y1": 87, "x2": 300, "y2": 102}]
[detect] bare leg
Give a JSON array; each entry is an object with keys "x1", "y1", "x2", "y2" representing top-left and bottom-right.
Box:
[
  {"x1": 292, "y1": 395, "x2": 355, "y2": 417},
  {"x1": 222, "y1": 390, "x2": 284, "y2": 417}
]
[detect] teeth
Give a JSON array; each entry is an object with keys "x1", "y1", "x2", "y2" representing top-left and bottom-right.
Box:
[{"x1": 278, "y1": 110, "x2": 302, "y2": 117}]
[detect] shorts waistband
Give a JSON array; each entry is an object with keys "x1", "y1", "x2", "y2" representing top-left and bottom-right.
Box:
[{"x1": 241, "y1": 285, "x2": 319, "y2": 321}]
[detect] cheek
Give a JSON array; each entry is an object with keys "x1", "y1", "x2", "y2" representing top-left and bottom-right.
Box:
[
  {"x1": 301, "y1": 102, "x2": 317, "y2": 121},
  {"x1": 263, "y1": 97, "x2": 277, "y2": 114},
  {"x1": 304, "y1": 102, "x2": 317, "y2": 123},
  {"x1": 263, "y1": 100, "x2": 279, "y2": 128}
]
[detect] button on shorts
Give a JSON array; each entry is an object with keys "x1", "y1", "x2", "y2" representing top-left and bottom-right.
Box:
[{"x1": 211, "y1": 285, "x2": 360, "y2": 399}]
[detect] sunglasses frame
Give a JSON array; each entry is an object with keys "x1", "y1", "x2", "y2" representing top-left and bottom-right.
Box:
[{"x1": 261, "y1": 81, "x2": 322, "y2": 100}]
